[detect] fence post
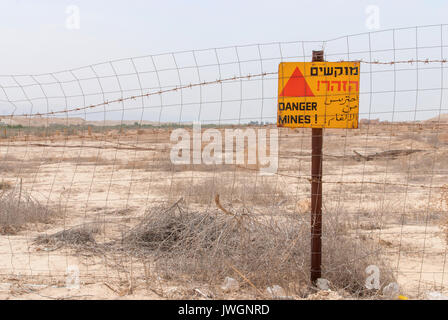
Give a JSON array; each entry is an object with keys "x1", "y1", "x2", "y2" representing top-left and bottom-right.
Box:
[{"x1": 311, "y1": 50, "x2": 324, "y2": 284}]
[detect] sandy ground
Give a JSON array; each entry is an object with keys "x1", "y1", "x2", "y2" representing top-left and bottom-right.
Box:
[{"x1": 0, "y1": 122, "x2": 447, "y2": 299}]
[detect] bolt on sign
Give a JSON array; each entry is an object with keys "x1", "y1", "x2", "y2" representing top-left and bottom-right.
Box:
[{"x1": 277, "y1": 62, "x2": 360, "y2": 129}]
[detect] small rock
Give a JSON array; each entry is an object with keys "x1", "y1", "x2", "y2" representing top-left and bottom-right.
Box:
[
  {"x1": 426, "y1": 291, "x2": 448, "y2": 300},
  {"x1": 266, "y1": 285, "x2": 286, "y2": 298},
  {"x1": 316, "y1": 278, "x2": 330, "y2": 291},
  {"x1": 307, "y1": 290, "x2": 343, "y2": 300},
  {"x1": 221, "y1": 277, "x2": 239, "y2": 292},
  {"x1": 194, "y1": 288, "x2": 214, "y2": 299},
  {"x1": 382, "y1": 282, "x2": 400, "y2": 298},
  {"x1": 22, "y1": 283, "x2": 48, "y2": 291},
  {"x1": 296, "y1": 199, "x2": 311, "y2": 214},
  {"x1": 165, "y1": 286, "x2": 185, "y2": 298}
]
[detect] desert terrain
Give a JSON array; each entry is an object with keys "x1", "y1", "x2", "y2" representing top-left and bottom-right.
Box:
[{"x1": 0, "y1": 119, "x2": 447, "y2": 300}]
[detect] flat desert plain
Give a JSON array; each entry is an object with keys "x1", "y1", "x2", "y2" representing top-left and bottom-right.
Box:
[{"x1": 0, "y1": 121, "x2": 447, "y2": 300}]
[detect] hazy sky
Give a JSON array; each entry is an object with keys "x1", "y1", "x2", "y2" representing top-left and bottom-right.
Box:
[
  {"x1": 0, "y1": 1, "x2": 447, "y2": 123},
  {"x1": 1, "y1": 0, "x2": 447, "y2": 74}
]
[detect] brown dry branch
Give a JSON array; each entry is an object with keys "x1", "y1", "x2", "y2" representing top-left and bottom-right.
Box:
[
  {"x1": 167, "y1": 176, "x2": 287, "y2": 206},
  {"x1": 34, "y1": 222, "x2": 102, "y2": 249},
  {"x1": 116, "y1": 200, "x2": 394, "y2": 296},
  {"x1": 0, "y1": 186, "x2": 58, "y2": 235}
]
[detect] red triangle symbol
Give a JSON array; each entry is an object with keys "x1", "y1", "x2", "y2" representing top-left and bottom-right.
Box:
[{"x1": 279, "y1": 67, "x2": 314, "y2": 97}]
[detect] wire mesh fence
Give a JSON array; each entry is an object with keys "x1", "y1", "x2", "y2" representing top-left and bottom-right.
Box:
[{"x1": 0, "y1": 24, "x2": 447, "y2": 299}]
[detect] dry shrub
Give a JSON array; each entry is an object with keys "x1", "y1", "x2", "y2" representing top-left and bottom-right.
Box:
[
  {"x1": 0, "y1": 187, "x2": 57, "y2": 234},
  {"x1": 120, "y1": 158, "x2": 237, "y2": 173},
  {"x1": 389, "y1": 150, "x2": 448, "y2": 185},
  {"x1": 440, "y1": 184, "x2": 448, "y2": 242},
  {"x1": 36, "y1": 156, "x2": 114, "y2": 166},
  {"x1": 35, "y1": 223, "x2": 101, "y2": 248},
  {"x1": 0, "y1": 155, "x2": 19, "y2": 172},
  {"x1": 0, "y1": 180, "x2": 12, "y2": 190},
  {"x1": 167, "y1": 176, "x2": 286, "y2": 206},
  {"x1": 120, "y1": 200, "x2": 394, "y2": 296}
]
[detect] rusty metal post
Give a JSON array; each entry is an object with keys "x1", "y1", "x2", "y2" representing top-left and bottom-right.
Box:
[{"x1": 311, "y1": 50, "x2": 324, "y2": 284}]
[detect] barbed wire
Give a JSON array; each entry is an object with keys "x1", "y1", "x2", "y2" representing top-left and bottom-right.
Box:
[
  {"x1": 342, "y1": 58, "x2": 448, "y2": 65},
  {"x1": 235, "y1": 165, "x2": 448, "y2": 190},
  {"x1": 1, "y1": 58, "x2": 447, "y2": 119},
  {"x1": 0, "y1": 72, "x2": 273, "y2": 118}
]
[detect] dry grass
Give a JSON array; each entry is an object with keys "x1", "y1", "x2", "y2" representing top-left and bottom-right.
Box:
[
  {"x1": 119, "y1": 157, "x2": 237, "y2": 173},
  {"x1": 440, "y1": 185, "x2": 448, "y2": 242},
  {"x1": 0, "y1": 155, "x2": 20, "y2": 172},
  {"x1": 0, "y1": 187, "x2": 58, "y2": 234},
  {"x1": 7, "y1": 123, "x2": 446, "y2": 298},
  {"x1": 38, "y1": 156, "x2": 114, "y2": 166},
  {"x1": 0, "y1": 180, "x2": 12, "y2": 190},
  {"x1": 35, "y1": 222, "x2": 102, "y2": 248},
  {"x1": 166, "y1": 176, "x2": 287, "y2": 206},
  {"x1": 31, "y1": 198, "x2": 394, "y2": 296},
  {"x1": 118, "y1": 199, "x2": 394, "y2": 297}
]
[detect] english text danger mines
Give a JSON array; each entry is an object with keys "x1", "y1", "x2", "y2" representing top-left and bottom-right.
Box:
[
  {"x1": 278, "y1": 102, "x2": 317, "y2": 124},
  {"x1": 278, "y1": 102, "x2": 317, "y2": 111},
  {"x1": 278, "y1": 114, "x2": 314, "y2": 124}
]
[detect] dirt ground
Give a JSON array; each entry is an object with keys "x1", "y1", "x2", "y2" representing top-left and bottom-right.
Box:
[{"x1": 0, "y1": 121, "x2": 447, "y2": 300}]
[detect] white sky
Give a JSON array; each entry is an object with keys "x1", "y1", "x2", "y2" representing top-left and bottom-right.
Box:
[
  {"x1": 0, "y1": 0, "x2": 447, "y2": 122},
  {"x1": 1, "y1": 0, "x2": 446, "y2": 74}
]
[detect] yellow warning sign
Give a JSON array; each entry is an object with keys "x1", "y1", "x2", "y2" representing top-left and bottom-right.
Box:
[{"x1": 277, "y1": 61, "x2": 360, "y2": 129}]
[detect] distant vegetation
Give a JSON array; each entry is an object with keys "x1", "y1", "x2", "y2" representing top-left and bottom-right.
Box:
[{"x1": 0, "y1": 121, "x2": 274, "y2": 139}]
